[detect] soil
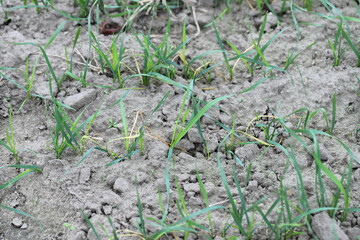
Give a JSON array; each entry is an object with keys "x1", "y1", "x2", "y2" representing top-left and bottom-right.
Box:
[{"x1": 1, "y1": 1, "x2": 360, "y2": 240}]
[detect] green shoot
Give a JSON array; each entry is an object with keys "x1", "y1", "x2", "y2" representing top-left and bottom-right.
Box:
[
  {"x1": 212, "y1": 18, "x2": 232, "y2": 81},
  {"x1": 107, "y1": 118, "x2": 118, "y2": 129},
  {"x1": 0, "y1": 104, "x2": 20, "y2": 163},
  {"x1": 341, "y1": 27, "x2": 360, "y2": 67},
  {"x1": 303, "y1": 0, "x2": 312, "y2": 11},
  {"x1": 328, "y1": 19, "x2": 345, "y2": 66},
  {"x1": 0, "y1": 0, "x2": 11, "y2": 23}
]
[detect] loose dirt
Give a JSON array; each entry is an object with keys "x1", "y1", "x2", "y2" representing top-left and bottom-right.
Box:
[{"x1": 1, "y1": 1, "x2": 360, "y2": 239}]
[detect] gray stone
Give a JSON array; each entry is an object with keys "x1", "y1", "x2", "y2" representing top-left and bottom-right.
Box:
[
  {"x1": 102, "y1": 205, "x2": 112, "y2": 215},
  {"x1": 100, "y1": 190, "x2": 121, "y2": 206},
  {"x1": 235, "y1": 144, "x2": 259, "y2": 161},
  {"x1": 196, "y1": 11, "x2": 212, "y2": 27},
  {"x1": 247, "y1": 180, "x2": 258, "y2": 192},
  {"x1": 113, "y1": 178, "x2": 130, "y2": 195},
  {"x1": 309, "y1": 143, "x2": 329, "y2": 161},
  {"x1": 8, "y1": 30, "x2": 27, "y2": 42},
  {"x1": 79, "y1": 167, "x2": 91, "y2": 184},
  {"x1": 206, "y1": 135, "x2": 219, "y2": 154},
  {"x1": 179, "y1": 152, "x2": 196, "y2": 162},
  {"x1": 177, "y1": 138, "x2": 195, "y2": 150},
  {"x1": 297, "y1": 233, "x2": 310, "y2": 240},
  {"x1": 188, "y1": 196, "x2": 203, "y2": 207},
  {"x1": 12, "y1": 218, "x2": 22, "y2": 228},
  {"x1": 345, "y1": 227, "x2": 360, "y2": 240},
  {"x1": 219, "y1": 113, "x2": 233, "y2": 126},
  {"x1": 75, "y1": 231, "x2": 87, "y2": 240},
  {"x1": 312, "y1": 212, "x2": 349, "y2": 240},
  {"x1": 187, "y1": 128, "x2": 203, "y2": 144},
  {"x1": 63, "y1": 89, "x2": 97, "y2": 110},
  {"x1": 203, "y1": 182, "x2": 216, "y2": 197},
  {"x1": 254, "y1": 12, "x2": 278, "y2": 29},
  {"x1": 106, "y1": 174, "x2": 118, "y2": 188},
  {"x1": 177, "y1": 173, "x2": 190, "y2": 182},
  {"x1": 20, "y1": 223, "x2": 28, "y2": 229},
  {"x1": 183, "y1": 183, "x2": 200, "y2": 193},
  {"x1": 36, "y1": 81, "x2": 58, "y2": 98}
]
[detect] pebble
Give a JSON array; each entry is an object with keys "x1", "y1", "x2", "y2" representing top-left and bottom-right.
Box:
[
  {"x1": 12, "y1": 218, "x2": 23, "y2": 228},
  {"x1": 309, "y1": 143, "x2": 329, "y2": 161},
  {"x1": 36, "y1": 81, "x2": 58, "y2": 98},
  {"x1": 63, "y1": 89, "x2": 97, "y2": 110},
  {"x1": 312, "y1": 212, "x2": 349, "y2": 240},
  {"x1": 79, "y1": 167, "x2": 91, "y2": 184},
  {"x1": 113, "y1": 177, "x2": 130, "y2": 194},
  {"x1": 247, "y1": 180, "x2": 258, "y2": 192},
  {"x1": 102, "y1": 205, "x2": 112, "y2": 215},
  {"x1": 20, "y1": 223, "x2": 28, "y2": 229},
  {"x1": 187, "y1": 128, "x2": 203, "y2": 144},
  {"x1": 183, "y1": 183, "x2": 200, "y2": 193},
  {"x1": 345, "y1": 228, "x2": 360, "y2": 240},
  {"x1": 100, "y1": 190, "x2": 121, "y2": 206}
]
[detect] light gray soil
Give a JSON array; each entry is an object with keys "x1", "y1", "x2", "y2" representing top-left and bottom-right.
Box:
[{"x1": 1, "y1": 1, "x2": 360, "y2": 239}]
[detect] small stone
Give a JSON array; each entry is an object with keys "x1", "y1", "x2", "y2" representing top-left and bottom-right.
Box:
[
  {"x1": 177, "y1": 173, "x2": 190, "y2": 182},
  {"x1": 312, "y1": 212, "x2": 349, "y2": 240},
  {"x1": 63, "y1": 89, "x2": 97, "y2": 110},
  {"x1": 100, "y1": 190, "x2": 121, "y2": 206},
  {"x1": 102, "y1": 205, "x2": 112, "y2": 215},
  {"x1": 297, "y1": 233, "x2": 310, "y2": 240},
  {"x1": 345, "y1": 227, "x2": 360, "y2": 240},
  {"x1": 79, "y1": 167, "x2": 91, "y2": 184},
  {"x1": 203, "y1": 182, "x2": 216, "y2": 197},
  {"x1": 188, "y1": 196, "x2": 203, "y2": 207},
  {"x1": 12, "y1": 218, "x2": 23, "y2": 228},
  {"x1": 10, "y1": 200, "x2": 19, "y2": 208},
  {"x1": 195, "y1": 11, "x2": 212, "y2": 27},
  {"x1": 74, "y1": 231, "x2": 87, "y2": 240},
  {"x1": 187, "y1": 128, "x2": 203, "y2": 144},
  {"x1": 113, "y1": 177, "x2": 130, "y2": 194},
  {"x1": 179, "y1": 152, "x2": 196, "y2": 162},
  {"x1": 309, "y1": 143, "x2": 329, "y2": 161},
  {"x1": 176, "y1": 138, "x2": 195, "y2": 150},
  {"x1": 183, "y1": 183, "x2": 200, "y2": 193},
  {"x1": 247, "y1": 180, "x2": 258, "y2": 192},
  {"x1": 20, "y1": 223, "x2": 28, "y2": 229},
  {"x1": 36, "y1": 81, "x2": 58, "y2": 98}
]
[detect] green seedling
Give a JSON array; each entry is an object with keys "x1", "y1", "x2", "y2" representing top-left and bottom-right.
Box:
[
  {"x1": 196, "y1": 168, "x2": 214, "y2": 237},
  {"x1": 46, "y1": 99, "x2": 82, "y2": 159},
  {"x1": 91, "y1": 28, "x2": 127, "y2": 88},
  {"x1": 0, "y1": 0, "x2": 11, "y2": 23},
  {"x1": 341, "y1": 27, "x2": 360, "y2": 67},
  {"x1": 224, "y1": 14, "x2": 287, "y2": 78},
  {"x1": 14, "y1": 54, "x2": 41, "y2": 111},
  {"x1": 66, "y1": 25, "x2": 82, "y2": 73},
  {"x1": 0, "y1": 105, "x2": 20, "y2": 163},
  {"x1": 74, "y1": 0, "x2": 92, "y2": 17},
  {"x1": 212, "y1": 18, "x2": 233, "y2": 81},
  {"x1": 303, "y1": 0, "x2": 312, "y2": 11},
  {"x1": 285, "y1": 2, "x2": 316, "y2": 71},
  {"x1": 23, "y1": 0, "x2": 41, "y2": 14},
  {"x1": 328, "y1": 20, "x2": 346, "y2": 66},
  {"x1": 64, "y1": 222, "x2": 75, "y2": 230},
  {"x1": 133, "y1": 5, "x2": 186, "y2": 86},
  {"x1": 108, "y1": 118, "x2": 118, "y2": 128}
]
